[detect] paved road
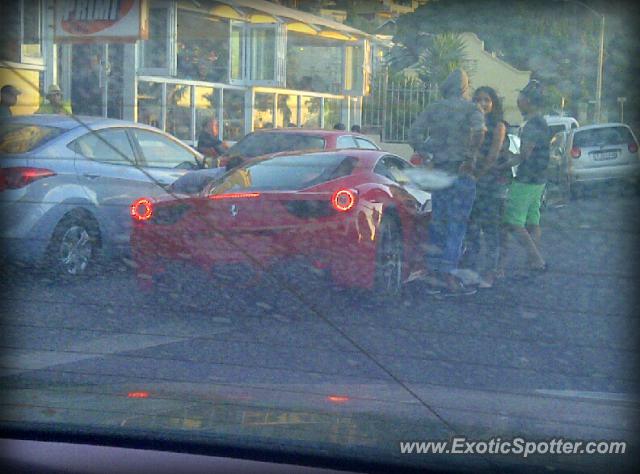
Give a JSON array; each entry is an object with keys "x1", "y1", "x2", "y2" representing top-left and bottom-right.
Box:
[{"x1": 1, "y1": 190, "x2": 639, "y2": 472}]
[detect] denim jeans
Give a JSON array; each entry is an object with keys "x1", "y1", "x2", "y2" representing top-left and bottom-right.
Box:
[
  {"x1": 464, "y1": 178, "x2": 505, "y2": 273},
  {"x1": 427, "y1": 175, "x2": 477, "y2": 274}
]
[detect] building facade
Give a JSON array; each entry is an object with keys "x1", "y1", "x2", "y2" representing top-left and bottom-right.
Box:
[
  {"x1": 1, "y1": 0, "x2": 375, "y2": 145},
  {"x1": 461, "y1": 32, "x2": 531, "y2": 126}
]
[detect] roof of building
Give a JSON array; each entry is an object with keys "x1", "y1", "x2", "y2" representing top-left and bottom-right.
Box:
[{"x1": 215, "y1": 0, "x2": 374, "y2": 40}]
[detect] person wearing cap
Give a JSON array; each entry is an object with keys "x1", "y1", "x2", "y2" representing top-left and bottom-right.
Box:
[
  {"x1": 36, "y1": 84, "x2": 73, "y2": 115},
  {"x1": 498, "y1": 79, "x2": 550, "y2": 275},
  {"x1": 0, "y1": 85, "x2": 21, "y2": 118},
  {"x1": 408, "y1": 68, "x2": 486, "y2": 296}
]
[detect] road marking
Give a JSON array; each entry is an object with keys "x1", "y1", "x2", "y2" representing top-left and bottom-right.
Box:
[
  {"x1": 1, "y1": 324, "x2": 231, "y2": 377},
  {"x1": 535, "y1": 389, "x2": 639, "y2": 404}
]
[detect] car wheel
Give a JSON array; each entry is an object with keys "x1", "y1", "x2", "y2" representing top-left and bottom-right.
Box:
[
  {"x1": 48, "y1": 213, "x2": 99, "y2": 276},
  {"x1": 373, "y1": 215, "x2": 403, "y2": 296}
]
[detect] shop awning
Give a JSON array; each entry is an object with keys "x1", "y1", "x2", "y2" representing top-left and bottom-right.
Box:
[{"x1": 209, "y1": 0, "x2": 372, "y2": 40}]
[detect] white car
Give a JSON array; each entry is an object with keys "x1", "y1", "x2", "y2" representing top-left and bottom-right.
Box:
[
  {"x1": 548, "y1": 122, "x2": 640, "y2": 196},
  {"x1": 544, "y1": 115, "x2": 579, "y2": 136}
]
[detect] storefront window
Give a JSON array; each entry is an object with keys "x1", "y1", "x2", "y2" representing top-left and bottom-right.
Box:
[
  {"x1": 230, "y1": 23, "x2": 244, "y2": 82},
  {"x1": 195, "y1": 86, "x2": 217, "y2": 140},
  {"x1": 177, "y1": 11, "x2": 229, "y2": 83},
  {"x1": 0, "y1": 0, "x2": 41, "y2": 63},
  {"x1": 324, "y1": 98, "x2": 343, "y2": 130},
  {"x1": 276, "y1": 94, "x2": 297, "y2": 128},
  {"x1": 350, "y1": 97, "x2": 361, "y2": 129},
  {"x1": 167, "y1": 84, "x2": 192, "y2": 141},
  {"x1": 223, "y1": 89, "x2": 245, "y2": 141},
  {"x1": 143, "y1": 8, "x2": 168, "y2": 69},
  {"x1": 22, "y1": 0, "x2": 41, "y2": 59},
  {"x1": 300, "y1": 96, "x2": 321, "y2": 128},
  {"x1": 287, "y1": 32, "x2": 343, "y2": 93},
  {"x1": 254, "y1": 92, "x2": 274, "y2": 130},
  {"x1": 0, "y1": 5, "x2": 21, "y2": 63},
  {"x1": 249, "y1": 28, "x2": 276, "y2": 82},
  {"x1": 137, "y1": 82, "x2": 162, "y2": 129},
  {"x1": 344, "y1": 44, "x2": 364, "y2": 93},
  {"x1": 139, "y1": 3, "x2": 176, "y2": 75}
]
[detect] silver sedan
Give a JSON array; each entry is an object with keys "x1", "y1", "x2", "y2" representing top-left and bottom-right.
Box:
[{"x1": 1, "y1": 115, "x2": 204, "y2": 275}]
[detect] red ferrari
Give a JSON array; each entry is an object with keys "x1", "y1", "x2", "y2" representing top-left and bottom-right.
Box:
[{"x1": 130, "y1": 150, "x2": 431, "y2": 295}]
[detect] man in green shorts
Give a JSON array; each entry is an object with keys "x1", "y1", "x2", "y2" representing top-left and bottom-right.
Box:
[{"x1": 499, "y1": 80, "x2": 550, "y2": 275}]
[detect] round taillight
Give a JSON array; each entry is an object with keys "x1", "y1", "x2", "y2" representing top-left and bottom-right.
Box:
[
  {"x1": 409, "y1": 153, "x2": 424, "y2": 166},
  {"x1": 331, "y1": 189, "x2": 357, "y2": 212},
  {"x1": 570, "y1": 146, "x2": 581, "y2": 159},
  {"x1": 628, "y1": 142, "x2": 638, "y2": 153},
  {"x1": 130, "y1": 198, "x2": 153, "y2": 221}
]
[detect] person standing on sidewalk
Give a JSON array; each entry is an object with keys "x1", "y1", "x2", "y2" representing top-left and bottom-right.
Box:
[
  {"x1": 408, "y1": 68, "x2": 486, "y2": 296},
  {"x1": 464, "y1": 86, "x2": 509, "y2": 288},
  {"x1": 0, "y1": 85, "x2": 21, "y2": 118},
  {"x1": 36, "y1": 85, "x2": 73, "y2": 115},
  {"x1": 498, "y1": 79, "x2": 550, "y2": 275}
]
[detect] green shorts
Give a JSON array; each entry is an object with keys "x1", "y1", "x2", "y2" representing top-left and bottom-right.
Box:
[{"x1": 503, "y1": 181, "x2": 545, "y2": 227}]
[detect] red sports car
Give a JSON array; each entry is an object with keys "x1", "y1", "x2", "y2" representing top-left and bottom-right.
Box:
[{"x1": 130, "y1": 150, "x2": 431, "y2": 295}]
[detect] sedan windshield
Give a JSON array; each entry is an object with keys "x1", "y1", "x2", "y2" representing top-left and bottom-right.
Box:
[
  {"x1": 226, "y1": 133, "x2": 326, "y2": 158},
  {"x1": 208, "y1": 153, "x2": 354, "y2": 193}
]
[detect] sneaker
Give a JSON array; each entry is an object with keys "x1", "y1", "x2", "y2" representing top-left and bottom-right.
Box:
[
  {"x1": 435, "y1": 275, "x2": 478, "y2": 298},
  {"x1": 477, "y1": 272, "x2": 495, "y2": 289},
  {"x1": 436, "y1": 285, "x2": 478, "y2": 298},
  {"x1": 424, "y1": 285, "x2": 442, "y2": 295}
]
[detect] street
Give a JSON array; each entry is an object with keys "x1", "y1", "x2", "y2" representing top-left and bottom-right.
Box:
[{"x1": 1, "y1": 189, "x2": 639, "y2": 472}]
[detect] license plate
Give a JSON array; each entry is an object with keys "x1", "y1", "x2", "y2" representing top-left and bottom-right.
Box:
[{"x1": 593, "y1": 151, "x2": 618, "y2": 161}]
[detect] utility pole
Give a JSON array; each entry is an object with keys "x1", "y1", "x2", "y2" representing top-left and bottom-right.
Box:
[
  {"x1": 595, "y1": 14, "x2": 605, "y2": 123},
  {"x1": 617, "y1": 97, "x2": 626, "y2": 123},
  {"x1": 561, "y1": 0, "x2": 605, "y2": 123}
]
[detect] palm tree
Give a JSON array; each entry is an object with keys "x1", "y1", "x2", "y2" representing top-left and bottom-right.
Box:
[{"x1": 387, "y1": 32, "x2": 473, "y2": 92}]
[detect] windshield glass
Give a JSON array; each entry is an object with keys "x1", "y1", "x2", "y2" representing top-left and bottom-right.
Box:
[
  {"x1": 226, "y1": 133, "x2": 326, "y2": 158},
  {"x1": 1, "y1": 1, "x2": 638, "y2": 473},
  {"x1": 208, "y1": 153, "x2": 353, "y2": 193},
  {"x1": 0, "y1": 123, "x2": 65, "y2": 154}
]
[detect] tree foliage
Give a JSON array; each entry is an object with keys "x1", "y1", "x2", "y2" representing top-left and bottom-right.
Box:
[{"x1": 391, "y1": 0, "x2": 640, "y2": 125}]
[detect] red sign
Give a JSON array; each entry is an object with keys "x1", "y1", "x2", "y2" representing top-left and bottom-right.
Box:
[{"x1": 55, "y1": 0, "x2": 148, "y2": 42}]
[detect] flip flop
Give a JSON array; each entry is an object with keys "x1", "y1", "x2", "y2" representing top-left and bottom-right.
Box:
[{"x1": 528, "y1": 263, "x2": 548, "y2": 273}]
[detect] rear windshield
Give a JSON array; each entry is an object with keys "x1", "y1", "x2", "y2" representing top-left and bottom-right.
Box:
[
  {"x1": 573, "y1": 127, "x2": 636, "y2": 148},
  {"x1": 208, "y1": 153, "x2": 355, "y2": 193},
  {"x1": 226, "y1": 133, "x2": 325, "y2": 158},
  {"x1": 0, "y1": 123, "x2": 65, "y2": 154}
]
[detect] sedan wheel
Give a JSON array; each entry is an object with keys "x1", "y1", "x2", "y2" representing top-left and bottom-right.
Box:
[
  {"x1": 59, "y1": 225, "x2": 93, "y2": 275},
  {"x1": 49, "y1": 216, "x2": 98, "y2": 276},
  {"x1": 374, "y1": 217, "x2": 403, "y2": 296}
]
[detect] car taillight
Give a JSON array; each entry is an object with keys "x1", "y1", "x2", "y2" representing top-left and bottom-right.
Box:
[
  {"x1": 570, "y1": 146, "x2": 581, "y2": 159},
  {"x1": 409, "y1": 153, "x2": 424, "y2": 166},
  {"x1": 0, "y1": 167, "x2": 56, "y2": 192},
  {"x1": 628, "y1": 142, "x2": 638, "y2": 153},
  {"x1": 130, "y1": 198, "x2": 154, "y2": 222},
  {"x1": 331, "y1": 189, "x2": 357, "y2": 212}
]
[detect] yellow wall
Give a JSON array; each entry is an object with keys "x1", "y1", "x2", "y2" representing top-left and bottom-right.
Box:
[
  {"x1": 0, "y1": 67, "x2": 41, "y2": 116},
  {"x1": 461, "y1": 33, "x2": 530, "y2": 126}
]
